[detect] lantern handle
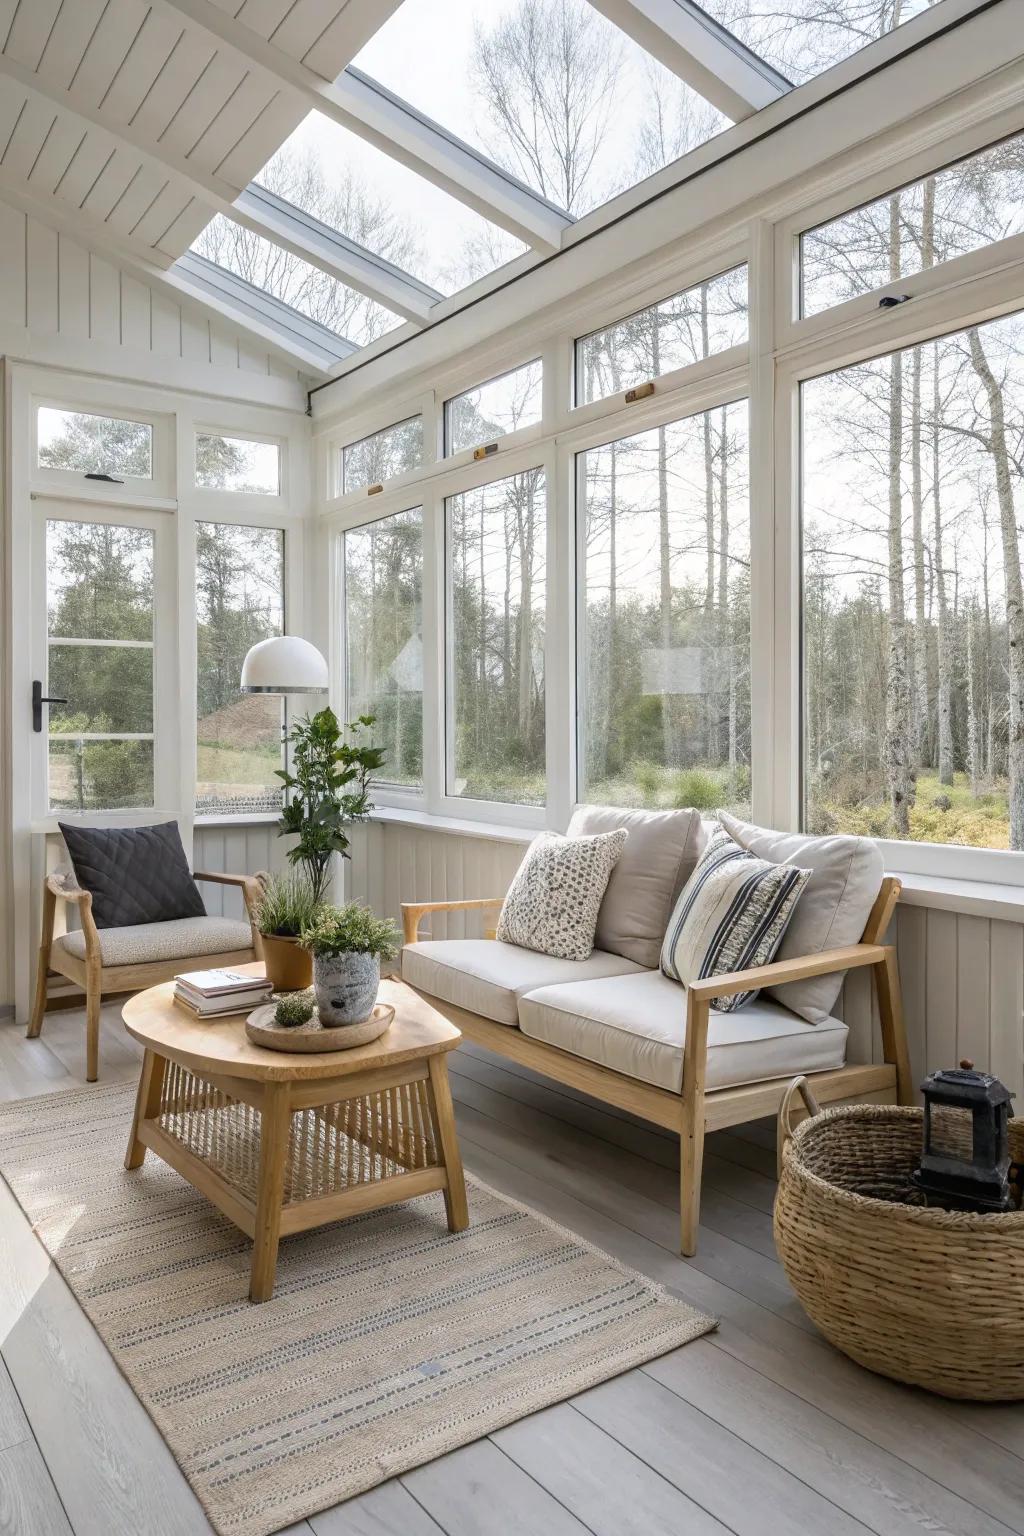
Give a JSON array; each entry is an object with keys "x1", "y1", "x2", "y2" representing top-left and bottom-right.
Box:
[{"x1": 777, "y1": 1076, "x2": 822, "y2": 1174}]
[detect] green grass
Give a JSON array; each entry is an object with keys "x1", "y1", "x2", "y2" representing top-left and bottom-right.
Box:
[
  {"x1": 813, "y1": 771, "x2": 1011, "y2": 848},
  {"x1": 197, "y1": 742, "x2": 279, "y2": 789}
]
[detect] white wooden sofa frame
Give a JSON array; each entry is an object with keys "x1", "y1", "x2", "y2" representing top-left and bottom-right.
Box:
[
  {"x1": 28, "y1": 869, "x2": 264, "y2": 1083},
  {"x1": 402, "y1": 877, "x2": 912, "y2": 1255}
]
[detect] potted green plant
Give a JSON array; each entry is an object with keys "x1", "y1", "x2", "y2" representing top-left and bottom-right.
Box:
[
  {"x1": 251, "y1": 871, "x2": 320, "y2": 992},
  {"x1": 301, "y1": 902, "x2": 400, "y2": 1026},
  {"x1": 276, "y1": 709, "x2": 385, "y2": 905}
]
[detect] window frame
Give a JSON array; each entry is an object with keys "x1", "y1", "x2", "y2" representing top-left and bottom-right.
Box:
[
  {"x1": 442, "y1": 358, "x2": 544, "y2": 460},
  {"x1": 192, "y1": 426, "x2": 285, "y2": 504},
  {"x1": 33, "y1": 397, "x2": 173, "y2": 500}
]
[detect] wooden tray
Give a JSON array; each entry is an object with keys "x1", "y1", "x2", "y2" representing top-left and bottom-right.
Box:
[{"x1": 245, "y1": 1001, "x2": 395, "y2": 1052}]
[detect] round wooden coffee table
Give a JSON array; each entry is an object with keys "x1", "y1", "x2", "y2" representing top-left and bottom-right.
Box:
[{"x1": 122, "y1": 968, "x2": 468, "y2": 1302}]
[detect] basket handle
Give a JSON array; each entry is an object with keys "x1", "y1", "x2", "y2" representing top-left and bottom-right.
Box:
[{"x1": 777, "y1": 1075, "x2": 822, "y2": 1173}]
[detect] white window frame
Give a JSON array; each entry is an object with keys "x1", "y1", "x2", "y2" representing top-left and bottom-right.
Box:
[
  {"x1": 33, "y1": 396, "x2": 174, "y2": 502},
  {"x1": 192, "y1": 425, "x2": 286, "y2": 505},
  {"x1": 442, "y1": 357, "x2": 545, "y2": 460}
]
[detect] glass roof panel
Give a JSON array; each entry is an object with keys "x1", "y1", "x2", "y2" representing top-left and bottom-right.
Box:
[
  {"x1": 256, "y1": 113, "x2": 527, "y2": 295},
  {"x1": 190, "y1": 215, "x2": 403, "y2": 347},
  {"x1": 699, "y1": 0, "x2": 932, "y2": 86},
  {"x1": 353, "y1": 0, "x2": 729, "y2": 218}
]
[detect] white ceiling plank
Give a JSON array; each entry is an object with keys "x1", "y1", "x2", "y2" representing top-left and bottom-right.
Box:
[
  {"x1": 126, "y1": 30, "x2": 214, "y2": 141},
  {"x1": 178, "y1": 68, "x2": 280, "y2": 172},
  {"x1": 36, "y1": 0, "x2": 109, "y2": 92},
  {"x1": 212, "y1": 89, "x2": 303, "y2": 184},
  {"x1": 54, "y1": 132, "x2": 119, "y2": 210},
  {"x1": 108, "y1": 167, "x2": 176, "y2": 237},
  {"x1": 97, "y1": 10, "x2": 185, "y2": 125},
  {"x1": 70, "y1": 0, "x2": 152, "y2": 109},
  {"x1": 80, "y1": 148, "x2": 149, "y2": 222},
  {"x1": 585, "y1": 0, "x2": 789, "y2": 120},
  {"x1": 265, "y1": 0, "x2": 347, "y2": 64},
  {"x1": 148, "y1": 0, "x2": 569, "y2": 251},
  {"x1": 1, "y1": 95, "x2": 55, "y2": 181},
  {"x1": 26, "y1": 112, "x2": 85, "y2": 195},
  {"x1": 156, "y1": 51, "x2": 250, "y2": 158},
  {"x1": 4, "y1": 0, "x2": 62, "y2": 72},
  {"x1": 0, "y1": 84, "x2": 28, "y2": 158},
  {"x1": 301, "y1": 0, "x2": 404, "y2": 79},
  {"x1": 129, "y1": 179, "x2": 198, "y2": 245},
  {"x1": 234, "y1": 0, "x2": 295, "y2": 40}
]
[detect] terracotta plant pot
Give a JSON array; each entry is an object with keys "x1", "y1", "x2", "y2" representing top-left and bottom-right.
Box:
[{"x1": 259, "y1": 933, "x2": 313, "y2": 992}]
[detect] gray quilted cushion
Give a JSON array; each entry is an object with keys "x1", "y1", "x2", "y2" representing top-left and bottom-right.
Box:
[
  {"x1": 58, "y1": 821, "x2": 205, "y2": 930},
  {"x1": 57, "y1": 916, "x2": 252, "y2": 966}
]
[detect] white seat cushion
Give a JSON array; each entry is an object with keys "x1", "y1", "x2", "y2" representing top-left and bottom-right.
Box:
[
  {"x1": 401, "y1": 939, "x2": 645, "y2": 1026},
  {"x1": 518, "y1": 969, "x2": 848, "y2": 1093},
  {"x1": 55, "y1": 916, "x2": 253, "y2": 967}
]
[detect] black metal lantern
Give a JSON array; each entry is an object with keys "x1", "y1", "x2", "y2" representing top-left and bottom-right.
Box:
[{"x1": 913, "y1": 1059, "x2": 1014, "y2": 1212}]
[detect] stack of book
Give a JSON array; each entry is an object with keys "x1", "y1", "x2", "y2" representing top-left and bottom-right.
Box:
[{"x1": 174, "y1": 968, "x2": 273, "y2": 1018}]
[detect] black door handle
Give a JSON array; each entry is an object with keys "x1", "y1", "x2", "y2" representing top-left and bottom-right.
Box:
[{"x1": 33, "y1": 679, "x2": 68, "y2": 733}]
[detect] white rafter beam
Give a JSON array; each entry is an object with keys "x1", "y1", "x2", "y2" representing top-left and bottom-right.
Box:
[
  {"x1": 586, "y1": 0, "x2": 790, "y2": 120},
  {"x1": 150, "y1": 0, "x2": 571, "y2": 252},
  {"x1": 0, "y1": 50, "x2": 437, "y2": 325}
]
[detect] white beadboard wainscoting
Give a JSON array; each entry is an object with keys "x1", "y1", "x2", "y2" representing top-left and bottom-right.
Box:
[
  {"x1": 192, "y1": 821, "x2": 290, "y2": 921},
  {"x1": 344, "y1": 817, "x2": 1024, "y2": 1104}
]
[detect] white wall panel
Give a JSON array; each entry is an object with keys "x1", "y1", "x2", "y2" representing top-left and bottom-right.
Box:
[{"x1": 346, "y1": 820, "x2": 1024, "y2": 1105}]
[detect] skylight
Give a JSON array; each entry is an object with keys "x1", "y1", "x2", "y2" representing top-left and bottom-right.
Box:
[
  {"x1": 256, "y1": 112, "x2": 528, "y2": 296},
  {"x1": 698, "y1": 0, "x2": 932, "y2": 86},
  {"x1": 352, "y1": 0, "x2": 730, "y2": 218},
  {"x1": 190, "y1": 215, "x2": 403, "y2": 348}
]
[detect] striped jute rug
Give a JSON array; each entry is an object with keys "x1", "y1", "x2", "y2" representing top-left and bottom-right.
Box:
[{"x1": 0, "y1": 1081, "x2": 713, "y2": 1536}]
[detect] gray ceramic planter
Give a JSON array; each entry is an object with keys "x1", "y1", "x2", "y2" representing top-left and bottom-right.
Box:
[{"x1": 312, "y1": 950, "x2": 380, "y2": 1026}]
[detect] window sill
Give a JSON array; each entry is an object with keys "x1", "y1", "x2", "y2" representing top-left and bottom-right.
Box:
[
  {"x1": 193, "y1": 812, "x2": 281, "y2": 828},
  {"x1": 893, "y1": 871, "x2": 1024, "y2": 924},
  {"x1": 369, "y1": 805, "x2": 533, "y2": 844}
]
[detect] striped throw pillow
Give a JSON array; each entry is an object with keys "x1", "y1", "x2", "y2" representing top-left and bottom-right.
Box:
[{"x1": 660, "y1": 824, "x2": 810, "y2": 1012}]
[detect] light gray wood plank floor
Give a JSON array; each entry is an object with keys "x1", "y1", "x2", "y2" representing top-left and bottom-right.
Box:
[{"x1": 1, "y1": 1009, "x2": 1022, "y2": 1536}]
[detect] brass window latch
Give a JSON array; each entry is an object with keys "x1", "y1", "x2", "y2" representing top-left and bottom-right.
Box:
[{"x1": 625, "y1": 380, "x2": 655, "y2": 403}]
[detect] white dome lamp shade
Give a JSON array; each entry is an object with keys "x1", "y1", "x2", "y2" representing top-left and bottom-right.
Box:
[{"x1": 240, "y1": 635, "x2": 329, "y2": 695}]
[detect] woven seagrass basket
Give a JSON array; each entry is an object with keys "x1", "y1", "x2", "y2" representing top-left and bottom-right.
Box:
[{"x1": 773, "y1": 1080, "x2": 1024, "y2": 1400}]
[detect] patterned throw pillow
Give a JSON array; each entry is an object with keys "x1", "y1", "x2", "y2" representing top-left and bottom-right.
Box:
[
  {"x1": 660, "y1": 823, "x2": 810, "y2": 1012},
  {"x1": 497, "y1": 830, "x2": 629, "y2": 962}
]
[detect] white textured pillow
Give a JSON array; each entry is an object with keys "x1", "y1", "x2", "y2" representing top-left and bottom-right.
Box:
[
  {"x1": 719, "y1": 813, "x2": 883, "y2": 1023},
  {"x1": 497, "y1": 829, "x2": 628, "y2": 962},
  {"x1": 661, "y1": 824, "x2": 810, "y2": 1012}
]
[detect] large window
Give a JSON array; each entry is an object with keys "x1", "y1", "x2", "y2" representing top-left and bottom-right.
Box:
[
  {"x1": 802, "y1": 309, "x2": 1024, "y2": 850},
  {"x1": 342, "y1": 417, "x2": 424, "y2": 494},
  {"x1": 38, "y1": 408, "x2": 152, "y2": 479},
  {"x1": 445, "y1": 360, "x2": 543, "y2": 456},
  {"x1": 801, "y1": 133, "x2": 1024, "y2": 317},
  {"x1": 46, "y1": 519, "x2": 155, "y2": 811},
  {"x1": 575, "y1": 267, "x2": 748, "y2": 405},
  {"x1": 345, "y1": 509, "x2": 424, "y2": 788},
  {"x1": 195, "y1": 523, "x2": 285, "y2": 815},
  {"x1": 448, "y1": 469, "x2": 546, "y2": 805},
  {"x1": 579, "y1": 406, "x2": 750, "y2": 814}
]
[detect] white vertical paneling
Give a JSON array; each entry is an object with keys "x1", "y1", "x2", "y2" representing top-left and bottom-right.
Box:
[
  {"x1": 895, "y1": 903, "x2": 927, "y2": 1090},
  {"x1": 0, "y1": 198, "x2": 291, "y2": 388},
  {"x1": 925, "y1": 909, "x2": 958, "y2": 1074},
  {"x1": 956, "y1": 914, "x2": 991, "y2": 1070},
  {"x1": 989, "y1": 920, "x2": 1024, "y2": 1102}
]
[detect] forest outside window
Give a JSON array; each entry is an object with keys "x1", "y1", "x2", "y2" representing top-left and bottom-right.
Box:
[
  {"x1": 578, "y1": 405, "x2": 750, "y2": 815},
  {"x1": 800, "y1": 132, "x2": 1024, "y2": 317},
  {"x1": 345, "y1": 509, "x2": 423, "y2": 789},
  {"x1": 196, "y1": 433, "x2": 281, "y2": 495},
  {"x1": 447, "y1": 468, "x2": 546, "y2": 806},
  {"x1": 46, "y1": 519, "x2": 155, "y2": 811},
  {"x1": 196, "y1": 522, "x2": 285, "y2": 816},
  {"x1": 575, "y1": 267, "x2": 748, "y2": 406},
  {"x1": 802, "y1": 308, "x2": 1024, "y2": 852},
  {"x1": 444, "y1": 361, "x2": 543, "y2": 456},
  {"x1": 342, "y1": 417, "x2": 424, "y2": 495},
  {"x1": 38, "y1": 407, "x2": 153, "y2": 480}
]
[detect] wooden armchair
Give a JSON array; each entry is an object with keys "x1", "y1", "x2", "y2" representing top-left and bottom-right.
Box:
[
  {"x1": 402, "y1": 878, "x2": 911, "y2": 1255},
  {"x1": 29, "y1": 869, "x2": 264, "y2": 1082}
]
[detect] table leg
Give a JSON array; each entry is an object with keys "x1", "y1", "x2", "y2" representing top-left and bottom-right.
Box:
[
  {"x1": 125, "y1": 1050, "x2": 165, "y2": 1171},
  {"x1": 428, "y1": 1055, "x2": 469, "y2": 1233},
  {"x1": 250, "y1": 1083, "x2": 291, "y2": 1303}
]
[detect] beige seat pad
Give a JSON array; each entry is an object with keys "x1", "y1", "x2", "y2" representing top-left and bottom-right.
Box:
[
  {"x1": 518, "y1": 969, "x2": 848, "y2": 1093},
  {"x1": 56, "y1": 916, "x2": 253, "y2": 967},
  {"x1": 401, "y1": 939, "x2": 645, "y2": 1026}
]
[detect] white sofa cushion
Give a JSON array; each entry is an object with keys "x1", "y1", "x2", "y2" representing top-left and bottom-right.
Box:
[
  {"x1": 720, "y1": 812, "x2": 883, "y2": 1024},
  {"x1": 568, "y1": 805, "x2": 701, "y2": 969},
  {"x1": 56, "y1": 916, "x2": 253, "y2": 967},
  {"x1": 518, "y1": 969, "x2": 848, "y2": 1093},
  {"x1": 401, "y1": 939, "x2": 645, "y2": 1026}
]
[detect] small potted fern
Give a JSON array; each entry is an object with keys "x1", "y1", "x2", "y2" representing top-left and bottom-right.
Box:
[
  {"x1": 252, "y1": 871, "x2": 321, "y2": 992},
  {"x1": 301, "y1": 902, "x2": 400, "y2": 1026}
]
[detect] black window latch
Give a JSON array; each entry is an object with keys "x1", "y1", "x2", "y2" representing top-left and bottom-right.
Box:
[
  {"x1": 33, "y1": 680, "x2": 68, "y2": 732},
  {"x1": 878, "y1": 294, "x2": 912, "y2": 309},
  {"x1": 84, "y1": 472, "x2": 125, "y2": 483}
]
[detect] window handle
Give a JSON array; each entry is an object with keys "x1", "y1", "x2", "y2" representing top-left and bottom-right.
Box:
[
  {"x1": 33, "y1": 679, "x2": 67, "y2": 733},
  {"x1": 84, "y1": 472, "x2": 124, "y2": 483}
]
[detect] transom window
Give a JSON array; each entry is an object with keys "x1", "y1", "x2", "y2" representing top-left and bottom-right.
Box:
[
  {"x1": 196, "y1": 433, "x2": 281, "y2": 495},
  {"x1": 46, "y1": 519, "x2": 155, "y2": 811},
  {"x1": 444, "y1": 360, "x2": 543, "y2": 456},
  {"x1": 345, "y1": 509, "x2": 424, "y2": 788},
  {"x1": 38, "y1": 407, "x2": 153, "y2": 480},
  {"x1": 578, "y1": 404, "x2": 751, "y2": 815},
  {"x1": 447, "y1": 468, "x2": 546, "y2": 806},
  {"x1": 342, "y1": 417, "x2": 424, "y2": 495},
  {"x1": 195, "y1": 523, "x2": 286, "y2": 816},
  {"x1": 575, "y1": 267, "x2": 748, "y2": 406},
  {"x1": 801, "y1": 131, "x2": 1024, "y2": 317}
]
